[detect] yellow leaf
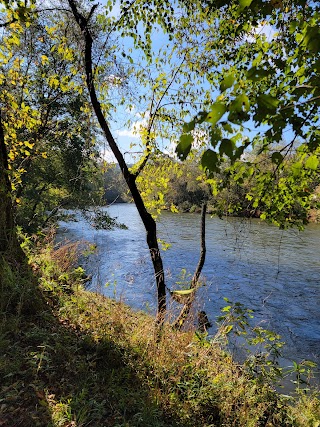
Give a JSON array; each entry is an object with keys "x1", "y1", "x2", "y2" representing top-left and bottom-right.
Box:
[
  {"x1": 24, "y1": 141, "x2": 34, "y2": 149},
  {"x1": 41, "y1": 55, "x2": 49, "y2": 65},
  {"x1": 172, "y1": 289, "x2": 195, "y2": 296},
  {"x1": 170, "y1": 204, "x2": 179, "y2": 213}
]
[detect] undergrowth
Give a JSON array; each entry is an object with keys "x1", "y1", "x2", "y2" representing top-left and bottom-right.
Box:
[{"x1": 0, "y1": 236, "x2": 319, "y2": 426}]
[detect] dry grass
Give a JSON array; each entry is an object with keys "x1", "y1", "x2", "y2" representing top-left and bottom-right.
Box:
[
  {"x1": 1, "y1": 239, "x2": 319, "y2": 426},
  {"x1": 58, "y1": 287, "x2": 319, "y2": 426}
]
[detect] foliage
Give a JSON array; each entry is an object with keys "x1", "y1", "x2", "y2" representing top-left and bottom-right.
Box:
[
  {"x1": 0, "y1": 4, "x2": 105, "y2": 233},
  {"x1": 82, "y1": 208, "x2": 128, "y2": 230},
  {"x1": 175, "y1": 0, "x2": 320, "y2": 227},
  {"x1": 125, "y1": 150, "x2": 320, "y2": 222},
  {"x1": 215, "y1": 298, "x2": 319, "y2": 391},
  {"x1": 103, "y1": 163, "x2": 131, "y2": 203},
  {"x1": 136, "y1": 154, "x2": 211, "y2": 216},
  {"x1": 0, "y1": 253, "x2": 43, "y2": 316}
]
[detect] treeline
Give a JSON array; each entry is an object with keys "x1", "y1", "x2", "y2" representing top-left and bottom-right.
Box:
[{"x1": 103, "y1": 151, "x2": 320, "y2": 224}]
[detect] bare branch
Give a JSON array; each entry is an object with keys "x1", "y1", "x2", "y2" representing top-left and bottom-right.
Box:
[
  {"x1": 133, "y1": 57, "x2": 186, "y2": 178},
  {"x1": 172, "y1": 202, "x2": 207, "y2": 330}
]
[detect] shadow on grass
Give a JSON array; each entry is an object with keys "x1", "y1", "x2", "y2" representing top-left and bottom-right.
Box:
[{"x1": 0, "y1": 295, "x2": 182, "y2": 426}]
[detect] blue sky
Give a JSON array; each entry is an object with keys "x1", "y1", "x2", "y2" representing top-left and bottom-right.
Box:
[
  {"x1": 94, "y1": 0, "x2": 280, "y2": 163},
  {"x1": 96, "y1": 0, "x2": 176, "y2": 162}
]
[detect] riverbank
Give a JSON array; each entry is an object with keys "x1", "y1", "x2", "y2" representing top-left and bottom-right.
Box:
[
  {"x1": 162, "y1": 203, "x2": 320, "y2": 224},
  {"x1": 1, "y1": 238, "x2": 319, "y2": 426}
]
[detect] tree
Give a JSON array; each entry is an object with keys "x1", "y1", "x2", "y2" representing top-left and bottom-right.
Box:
[
  {"x1": 0, "y1": 2, "x2": 108, "y2": 234},
  {"x1": 0, "y1": 113, "x2": 17, "y2": 254},
  {"x1": 64, "y1": 0, "x2": 236, "y2": 322},
  {"x1": 176, "y1": 0, "x2": 320, "y2": 228},
  {"x1": 62, "y1": 0, "x2": 258, "y2": 322},
  {"x1": 4, "y1": 0, "x2": 317, "y2": 323},
  {"x1": 0, "y1": 1, "x2": 35, "y2": 256},
  {"x1": 65, "y1": 0, "x2": 169, "y2": 322}
]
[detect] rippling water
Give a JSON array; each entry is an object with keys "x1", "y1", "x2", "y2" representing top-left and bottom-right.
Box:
[{"x1": 58, "y1": 203, "x2": 320, "y2": 382}]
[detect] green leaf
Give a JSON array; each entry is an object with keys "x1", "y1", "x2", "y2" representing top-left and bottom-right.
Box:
[
  {"x1": 221, "y1": 121, "x2": 233, "y2": 133},
  {"x1": 210, "y1": 126, "x2": 222, "y2": 148},
  {"x1": 271, "y1": 152, "x2": 283, "y2": 165},
  {"x1": 224, "y1": 325, "x2": 233, "y2": 334},
  {"x1": 205, "y1": 102, "x2": 226, "y2": 126},
  {"x1": 220, "y1": 73, "x2": 235, "y2": 92},
  {"x1": 239, "y1": 0, "x2": 253, "y2": 9},
  {"x1": 247, "y1": 67, "x2": 273, "y2": 82},
  {"x1": 302, "y1": 26, "x2": 320, "y2": 53},
  {"x1": 257, "y1": 94, "x2": 279, "y2": 111},
  {"x1": 195, "y1": 111, "x2": 207, "y2": 125},
  {"x1": 219, "y1": 138, "x2": 234, "y2": 158},
  {"x1": 176, "y1": 134, "x2": 193, "y2": 160},
  {"x1": 228, "y1": 110, "x2": 248, "y2": 125},
  {"x1": 201, "y1": 149, "x2": 219, "y2": 173},
  {"x1": 182, "y1": 120, "x2": 195, "y2": 133},
  {"x1": 229, "y1": 94, "x2": 250, "y2": 113},
  {"x1": 305, "y1": 155, "x2": 319, "y2": 170},
  {"x1": 291, "y1": 162, "x2": 302, "y2": 177}
]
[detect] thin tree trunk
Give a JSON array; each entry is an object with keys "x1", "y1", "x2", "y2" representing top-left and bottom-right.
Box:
[
  {"x1": 0, "y1": 112, "x2": 15, "y2": 254},
  {"x1": 67, "y1": 1, "x2": 166, "y2": 322},
  {"x1": 173, "y1": 202, "x2": 207, "y2": 330}
]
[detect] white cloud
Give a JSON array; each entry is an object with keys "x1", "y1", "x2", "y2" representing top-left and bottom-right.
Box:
[
  {"x1": 116, "y1": 111, "x2": 150, "y2": 139},
  {"x1": 116, "y1": 129, "x2": 140, "y2": 138},
  {"x1": 101, "y1": 148, "x2": 116, "y2": 163},
  {"x1": 246, "y1": 22, "x2": 276, "y2": 43}
]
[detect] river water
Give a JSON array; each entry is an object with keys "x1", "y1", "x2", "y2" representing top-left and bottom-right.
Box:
[{"x1": 58, "y1": 203, "x2": 320, "y2": 383}]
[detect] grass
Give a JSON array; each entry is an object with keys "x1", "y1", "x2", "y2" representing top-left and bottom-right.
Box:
[{"x1": 0, "y1": 238, "x2": 319, "y2": 426}]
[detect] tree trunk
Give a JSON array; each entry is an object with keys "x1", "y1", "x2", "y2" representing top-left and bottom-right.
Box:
[
  {"x1": 0, "y1": 112, "x2": 15, "y2": 254},
  {"x1": 67, "y1": 1, "x2": 166, "y2": 322},
  {"x1": 173, "y1": 202, "x2": 207, "y2": 329}
]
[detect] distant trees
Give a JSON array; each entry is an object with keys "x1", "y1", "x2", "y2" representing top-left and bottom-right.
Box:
[
  {"x1": 103, "y1": 165, "x2": 130, "y2": 204},
  {"x1": 110, "y1": 150, "x2": 320, "y2": 222}
]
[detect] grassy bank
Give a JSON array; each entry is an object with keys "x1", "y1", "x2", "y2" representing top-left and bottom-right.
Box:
[{"x1": 0, "y1": 239, "x2": 319, "y2": 426}]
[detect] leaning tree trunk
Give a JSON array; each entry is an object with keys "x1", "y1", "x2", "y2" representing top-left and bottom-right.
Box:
[
  {"x1": 68, "y1": 1, "x2": 166, "y2": 322},
  {"x1": 172, "y1": 202, "x2": 207, "y2": 330}
]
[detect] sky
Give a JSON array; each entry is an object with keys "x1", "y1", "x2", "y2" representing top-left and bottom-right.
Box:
[
  {"x1": 95, "y1": 0, "x2": 173, "y2": 162},
  {"x1": 88, "y1": 0, "x2": 278, "y2": 163}
]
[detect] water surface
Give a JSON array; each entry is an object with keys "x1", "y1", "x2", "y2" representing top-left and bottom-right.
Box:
[{"x1": 58, "y1": 204, "x2": 320, "y2": 379}]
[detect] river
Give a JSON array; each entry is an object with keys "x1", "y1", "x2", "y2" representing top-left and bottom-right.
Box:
[{"x1": 58, "y1": 203, "x2": 320, "y2": 384}]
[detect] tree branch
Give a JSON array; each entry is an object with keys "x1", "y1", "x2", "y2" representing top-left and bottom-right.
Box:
[
  {"x1": 0, "y1": 17, "x2": 18, "y2": 27},
  {"x1": 67, "y1": 0, "x2": 167, "y2": 323},
  {"x1": 133, "y1": 57, "x2": 186, "y2": 178},
  {"x1": 172, "y1": 202, "x2": 207, "y2": 330}
]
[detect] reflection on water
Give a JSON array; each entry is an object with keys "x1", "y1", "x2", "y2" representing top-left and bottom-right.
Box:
[{"x1": 58, "y1": 203, "x2": 320, "y2": 383}]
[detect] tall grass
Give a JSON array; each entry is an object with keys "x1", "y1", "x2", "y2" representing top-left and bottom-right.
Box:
[{"x1": 0, "y1": 235, "x2": 319, "y2": 426}]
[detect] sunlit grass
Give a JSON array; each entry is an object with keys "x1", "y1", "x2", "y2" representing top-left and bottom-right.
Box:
[{"x1": 0, "y1": 239, "x2": 319, "y2": 426}]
